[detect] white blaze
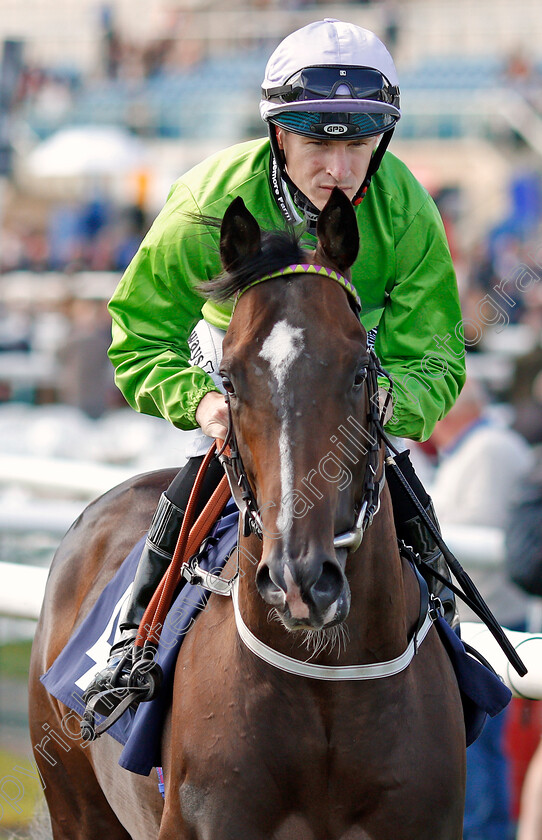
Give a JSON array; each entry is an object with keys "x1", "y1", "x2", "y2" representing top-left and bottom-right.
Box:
[{"x1": 260, "y1": 320, "x2": 304, "y2": 538}]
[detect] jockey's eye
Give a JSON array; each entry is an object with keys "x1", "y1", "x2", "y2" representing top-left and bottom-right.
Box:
[
  {"x1": 221, "y1": 375, "x2": 235, "y2": 395},
  {"x1": 352, "y1": 366, "x2": 367, "y2": 392}
]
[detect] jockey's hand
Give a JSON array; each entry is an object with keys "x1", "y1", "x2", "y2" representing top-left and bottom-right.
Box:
[{"x1": 195, "y1": 391, "x2": 229, "y2": 441}]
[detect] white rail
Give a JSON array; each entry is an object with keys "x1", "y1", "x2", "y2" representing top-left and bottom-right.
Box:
[
  {"x1": 0, "y1": 521, "x2": 505, "y2": 626},
  {"x1": 441, "y1": 524, "x2": 504, "y2": 568},
  {"x1": 461, "y1": 623, "x2": 542, "y2": 700},
  {"x1": 0, "y1": 562, "x2": 49, "y2": 621},
  {"x1": 0, "y1": 499, "x2": 83, "y2": 534},
  {"x1": 0, "y1": 454, "x2": 132, "y2": 498}
]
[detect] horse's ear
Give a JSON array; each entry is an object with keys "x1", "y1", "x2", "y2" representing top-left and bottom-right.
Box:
[
  {"x1": 315, "y1": 187, "x2": 360, "y2": 273},
  {"x1": 220, "y1": 197, "x2": 262, "y2": 272}
]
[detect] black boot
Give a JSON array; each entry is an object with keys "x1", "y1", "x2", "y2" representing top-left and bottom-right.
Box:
[
  {"x1": 398, "y1": 501, "x2": 460, "y2": 629},
  {"x1": 82, "y1": 493, "x2": 184, "y2": 716},
  {"x1": 386, "y1": 450, "x2": 459, "y2": 629}
]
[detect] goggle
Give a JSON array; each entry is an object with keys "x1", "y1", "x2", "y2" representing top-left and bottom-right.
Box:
[{"x1": 263, "y1": 66, "x2": 399, "y2": 107}]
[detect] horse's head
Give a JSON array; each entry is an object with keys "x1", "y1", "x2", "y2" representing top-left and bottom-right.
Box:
[{"x1": 214, "y1": 189, "x2": 377, "y2": 632}]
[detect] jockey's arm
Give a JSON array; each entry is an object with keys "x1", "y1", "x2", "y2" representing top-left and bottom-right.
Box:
[
  {"x1": 108, "y1": 185, "x2": 225, "y2": 432},
  {"x1": 371, "y1": 193, "x2": 465, "y2": 442}
]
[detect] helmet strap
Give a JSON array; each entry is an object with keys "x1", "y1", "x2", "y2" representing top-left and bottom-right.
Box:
[
  {"x1": 353, "y1": 127, "x2": 395, "y2": 205},
  {"x1": 269, "y1": 128, "x2": 319, "y2": 231},
  {"x1": 268, "y1": 124, "x2": 395, "y2": 228}
]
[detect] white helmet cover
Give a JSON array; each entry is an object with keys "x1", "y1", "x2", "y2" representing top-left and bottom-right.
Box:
[{"x1": 260, "y1": 18, "x2": 401, "y2": 130}]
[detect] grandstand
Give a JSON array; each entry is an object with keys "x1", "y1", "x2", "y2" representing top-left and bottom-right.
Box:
[
  {"x1": 3, "y1": 1, "x2": 542, "y2": 145},
  {"x1": 2, "y1": 0, "x2": 542, "y2": 244}
]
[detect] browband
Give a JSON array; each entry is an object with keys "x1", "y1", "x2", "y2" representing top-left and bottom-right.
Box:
[{"x1": 234, "y1": 263, "x2": 362, "y2": 314}]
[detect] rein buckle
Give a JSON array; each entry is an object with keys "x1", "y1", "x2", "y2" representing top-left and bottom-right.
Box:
[{"x1": 180, "y1": 556, "x2": 236, "y2": 597}]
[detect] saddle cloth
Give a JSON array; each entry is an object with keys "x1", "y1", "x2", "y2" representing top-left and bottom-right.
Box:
[
  {"x1": 41, "y1": 502, "x2": 511, "y2": 776},
  {"x1": 41, "y1": 501, "x2": 239, "y2": 775}
]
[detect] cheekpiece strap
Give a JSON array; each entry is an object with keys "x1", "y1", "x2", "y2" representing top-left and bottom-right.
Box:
[{"x1": 234, "y1": 263, "x2": 362, "y2": 315}]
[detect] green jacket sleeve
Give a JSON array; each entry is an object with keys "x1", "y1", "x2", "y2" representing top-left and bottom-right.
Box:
[
  {"x1": 374, "y1": 195, "x2": 466, "y2": 441},
  {"x1": 108, "y1": 184, "x2": 221, "y2": 430}
]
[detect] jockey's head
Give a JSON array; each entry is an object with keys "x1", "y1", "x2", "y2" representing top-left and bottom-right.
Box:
[{"x1": 260, "y1": 19, "x2": 401, "y2": 214}]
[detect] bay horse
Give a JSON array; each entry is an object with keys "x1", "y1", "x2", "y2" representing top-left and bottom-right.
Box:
[{"x1": 29, "y1": 188, "x2": 465, "y2": 840}]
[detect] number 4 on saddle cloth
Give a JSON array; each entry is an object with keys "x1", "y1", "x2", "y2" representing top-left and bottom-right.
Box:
[{"x1": 40, "y1": 498, "x2": 511, "y2": 778}]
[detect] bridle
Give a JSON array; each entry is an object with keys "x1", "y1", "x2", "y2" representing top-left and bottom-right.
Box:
[
  {"x1": 209, "y1": 271, "x2": 439, "y2": 683},
  {"x1": 218, "y1": 263, "x2": 392, "y2": 554},
  {"x1": 218, "y1": 346, "x2": 389, "y2": 553}
]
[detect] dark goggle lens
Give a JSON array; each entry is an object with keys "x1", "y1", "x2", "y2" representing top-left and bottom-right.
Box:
[{"x1": 270, "y1": 67, "x2": 395, "y2": 104}]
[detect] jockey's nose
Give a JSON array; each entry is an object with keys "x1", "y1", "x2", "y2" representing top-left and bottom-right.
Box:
[{"x1": 325, "y1": 145, "x2": 350, "y2": 183}]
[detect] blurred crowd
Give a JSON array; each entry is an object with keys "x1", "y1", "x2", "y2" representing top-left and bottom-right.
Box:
[{"x1": 1, "y1": 199, "x2": 149, "y2": 274}]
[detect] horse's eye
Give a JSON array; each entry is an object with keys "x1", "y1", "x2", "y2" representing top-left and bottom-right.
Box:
[
  {"x1": 221, "y1": 375, "x2": 235, "y2": 395},
  {"x1": 352, "y1": 367, "x2": 367, "y2": 391}
]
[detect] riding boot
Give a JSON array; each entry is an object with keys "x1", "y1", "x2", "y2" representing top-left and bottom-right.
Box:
[
  {"x1": 398, "y1": 501, "x2": 460, "y2": 629},
  {"x1": 386, "y1": 449, "x2": 459, "y2": 630},
  {"x1": 82, "y1": 493, "x2": 185, "y2": 714}
]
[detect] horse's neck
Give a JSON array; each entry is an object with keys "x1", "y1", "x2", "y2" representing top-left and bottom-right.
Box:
[
  {"x1": 235, "y1": 496, "x2": 413, "y2": 666},
  {"x1": 346, "y1": 495, "x2": 413, "y2": 662}
]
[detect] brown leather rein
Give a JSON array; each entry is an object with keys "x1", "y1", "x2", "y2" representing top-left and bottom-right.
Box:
[{"x1": 135, "y1": 442, "x2": 231, "y2": 651}]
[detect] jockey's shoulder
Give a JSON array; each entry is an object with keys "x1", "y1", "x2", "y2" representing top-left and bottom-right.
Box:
[
  {"x1": 371, "y1": 151, "x2": 435, "y2": 219},
  {"x1": 169, "y1": 138, "x2": 271, "y2": 208}
]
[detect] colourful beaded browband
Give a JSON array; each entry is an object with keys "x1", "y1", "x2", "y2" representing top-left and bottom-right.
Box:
[{"x1": 235, "y1": 263, "x2": 361, "y2": 313}]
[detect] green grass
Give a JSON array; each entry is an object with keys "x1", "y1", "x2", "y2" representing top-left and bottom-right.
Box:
[
  {"x1": 0, "y1": 642, "x2": 32, "y2": 680},
  {"x1": 0, "y1": 641, "x2": 44, "y2": 837},
  {"x1": 0, "y1": 750, "x2": 45, "y2": 837}
]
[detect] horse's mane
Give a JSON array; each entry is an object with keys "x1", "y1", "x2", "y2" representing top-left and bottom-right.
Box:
[{"x1": 192, "y1": 213, "x2": 306, "y2": 303}]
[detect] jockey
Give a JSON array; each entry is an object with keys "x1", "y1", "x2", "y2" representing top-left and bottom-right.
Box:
[{"x1": 84, "y1": 19, "x2": 466, "y2": 711}]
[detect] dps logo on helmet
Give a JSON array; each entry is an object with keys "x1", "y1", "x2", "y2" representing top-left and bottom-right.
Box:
[{"x1": 324, "y1": 124, "x2": 349, "y2": 135}]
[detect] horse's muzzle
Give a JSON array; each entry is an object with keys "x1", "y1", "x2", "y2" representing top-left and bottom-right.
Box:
[{"x1": 255, "y1": 550, "x2": 351, "y2": 630}]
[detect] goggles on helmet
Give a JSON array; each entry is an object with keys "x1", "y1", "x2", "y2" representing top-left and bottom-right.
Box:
[{"x1": 262, "y1": 65, "x2": 399, "y2": 109}]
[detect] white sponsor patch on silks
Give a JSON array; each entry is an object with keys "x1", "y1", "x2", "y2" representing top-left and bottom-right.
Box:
[{"x1": 260, "y1": 320, "x2": 304, "y2": 539}]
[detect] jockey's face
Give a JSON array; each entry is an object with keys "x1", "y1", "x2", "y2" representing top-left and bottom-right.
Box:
[{"x1": 276, "y1": 127, "x2": 379, "y2": 211}]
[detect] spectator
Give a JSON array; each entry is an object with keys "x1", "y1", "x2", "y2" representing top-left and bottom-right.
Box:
[
  {"x1": 430, "y1": 376, "x2": 533, "y2": 840},
  {"x1": 505, "y1": 443, "x2": 542, "y2": 840},
  {"x1": 56, "y1": 297, "x2": 115, "y2": 418},
  {"x1": 517, "y1": 741, "x2": 542, "y2": 840}
]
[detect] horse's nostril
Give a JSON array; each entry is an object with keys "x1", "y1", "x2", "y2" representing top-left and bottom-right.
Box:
[
  {"x1": 256, "y1": 563, "x2": 285, "y2": 606},
  {"x1": 310, "y1": 561, "x2": 345, "y2": 612}
]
